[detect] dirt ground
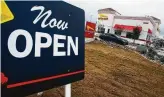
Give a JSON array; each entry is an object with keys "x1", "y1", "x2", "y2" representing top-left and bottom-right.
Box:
[{"x1": 28, "y1": 41, "x2": 164, "y2": 97}]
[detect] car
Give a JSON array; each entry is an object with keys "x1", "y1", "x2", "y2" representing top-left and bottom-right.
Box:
[{"x1": 99, "y1": 33, "x2": 128, "y2": 45}]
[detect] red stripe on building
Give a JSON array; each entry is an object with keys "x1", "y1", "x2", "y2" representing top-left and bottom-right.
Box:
[{"x1": 114, "y1": 24, "x2": 142, "y2": 32}]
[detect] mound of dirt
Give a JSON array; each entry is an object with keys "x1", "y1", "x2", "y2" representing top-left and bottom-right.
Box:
[{"x1": 28, "y1": 41, "x2": 164, "y2": 97}]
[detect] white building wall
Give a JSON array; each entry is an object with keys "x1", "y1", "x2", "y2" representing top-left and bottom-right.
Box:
[
  {"x1": 114, "y1": 19, "x2": 142, "y2": 26},
  {"x1": 139, "y1": 31, "x2": 148, "y2": 40},
  {"x1": 103, "y1": 14, "x2": 114, "y2": 26},
  {"x1": 155, "y1": 22, "x2": 160, "y2": 37},
  {"x1": 121, "y1": 32, "x2": 126, "y2": 36},
  {"x1": 97, "y1": 13, "x2": 116, "y2": 33}
]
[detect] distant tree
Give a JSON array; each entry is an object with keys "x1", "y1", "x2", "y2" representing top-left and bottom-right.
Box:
[{"x1": 132, "y1": 26, "x2": 141, "y2": 44}]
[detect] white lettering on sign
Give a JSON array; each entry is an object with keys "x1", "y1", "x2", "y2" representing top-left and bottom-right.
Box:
[
  {"x1": 31, "y1": 6, "x2": 68, "y2": 30},
  {"x1": 7, "y1": 29, "x2": 79, "y2": 58},
  {"x1": 35, "y1": 32, "x2": 52, "y2": 57},
  {"x1": 53, "y1": 34, "x2": 66, "y2": 56},
  {"x1": 7, "y1": 6, "x2": 79, "y2": 58},
  {"x1": 8, "y1": 29, "x2": 33, "y2": 58},
  {"x1": 67, "y1": 36, "x2": 78, "y2": 56}
]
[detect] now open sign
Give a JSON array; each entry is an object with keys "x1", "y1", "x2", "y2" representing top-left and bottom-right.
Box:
[{"x1": 1, "y1": 1, "x2": 85, "y2": 97}]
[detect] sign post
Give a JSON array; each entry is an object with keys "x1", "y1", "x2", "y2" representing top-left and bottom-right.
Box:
[
  {"x1": 1, "y1": 1, "x2": 85, "y2": 97},
  {"x1": 65, "y1": 84, "x2": 71, "y2": 97}
]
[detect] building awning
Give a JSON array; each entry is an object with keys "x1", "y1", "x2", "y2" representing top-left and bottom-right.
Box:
[
  {"x1": 114, "y1": 24, "x2": 142, "y2": 32},
  {"x1": 148, "y1": 29, "x2": 152, "y2": 34}
]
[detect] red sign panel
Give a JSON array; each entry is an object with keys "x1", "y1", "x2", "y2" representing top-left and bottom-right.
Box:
[{"x1": 85, "y1": 22, "x2": 96, "y2": 38}]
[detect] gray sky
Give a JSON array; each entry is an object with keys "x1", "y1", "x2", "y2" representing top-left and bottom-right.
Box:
[{"x1": 64, "y1": 0, "x2": 164, "y2": 36}]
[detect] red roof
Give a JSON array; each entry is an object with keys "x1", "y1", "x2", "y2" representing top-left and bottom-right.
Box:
[{"x1": 114, "y1": 24, "x2": 142, "y2": 32}]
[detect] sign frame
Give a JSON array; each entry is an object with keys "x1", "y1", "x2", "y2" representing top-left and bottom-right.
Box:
[{"x1": 1, "y1": 1, "x2": 85, "y2": 97}]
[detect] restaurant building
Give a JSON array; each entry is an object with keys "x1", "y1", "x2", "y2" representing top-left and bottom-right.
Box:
[{"x1": 97, "y1": 8, "x2": 161, "y2": 45}]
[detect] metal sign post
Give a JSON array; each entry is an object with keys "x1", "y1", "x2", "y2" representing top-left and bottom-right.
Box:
[
  {"x1": 65, "y1": 84, "x2": 71, "y2": 97},
  {"x1": 37, "y1": 92, "x2": 43, "y2": 96},
  {"x1": 37, "y1": 84, "x2": 71, "y2": 97}
]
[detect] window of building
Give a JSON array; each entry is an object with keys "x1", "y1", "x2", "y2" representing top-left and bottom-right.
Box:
[
  {"x1": 126, "y1": 32, "x2": 140, "y2": 39},
  {"x1": 143, "y1": 22, "x2": 149, "y2": 24},
  {"x1": 126, "y1": 32, "x2": 133, "y2": 39},
  {"x1": 107, "y1": 29, "x2": 110, "y2": 33},
  {"x1": 157, "y1": 27, "x2": 160, "y2": 32},
  {"x1": 146, "y1": 35, "x2": 151, "y2": 41},
  {"x1": 115, "y1": 30, "x2": 122, "y2": 36},
  {"x1": 98, "y1": 27, "x2": 105, "y2": 33}
]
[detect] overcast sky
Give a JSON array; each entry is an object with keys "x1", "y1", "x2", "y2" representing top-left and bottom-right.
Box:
[{"x1": 64, "y1": 0, "x2": 164, "y2": 36}]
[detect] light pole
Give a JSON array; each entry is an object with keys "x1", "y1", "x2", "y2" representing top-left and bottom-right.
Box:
[{"x1": 90, "y1": 14, "x2": 93, "y2": 22}]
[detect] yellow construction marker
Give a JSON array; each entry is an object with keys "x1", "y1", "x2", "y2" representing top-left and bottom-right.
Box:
[{"x1": 0, "y1": 0, "x2": 14, "y2": 24}]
